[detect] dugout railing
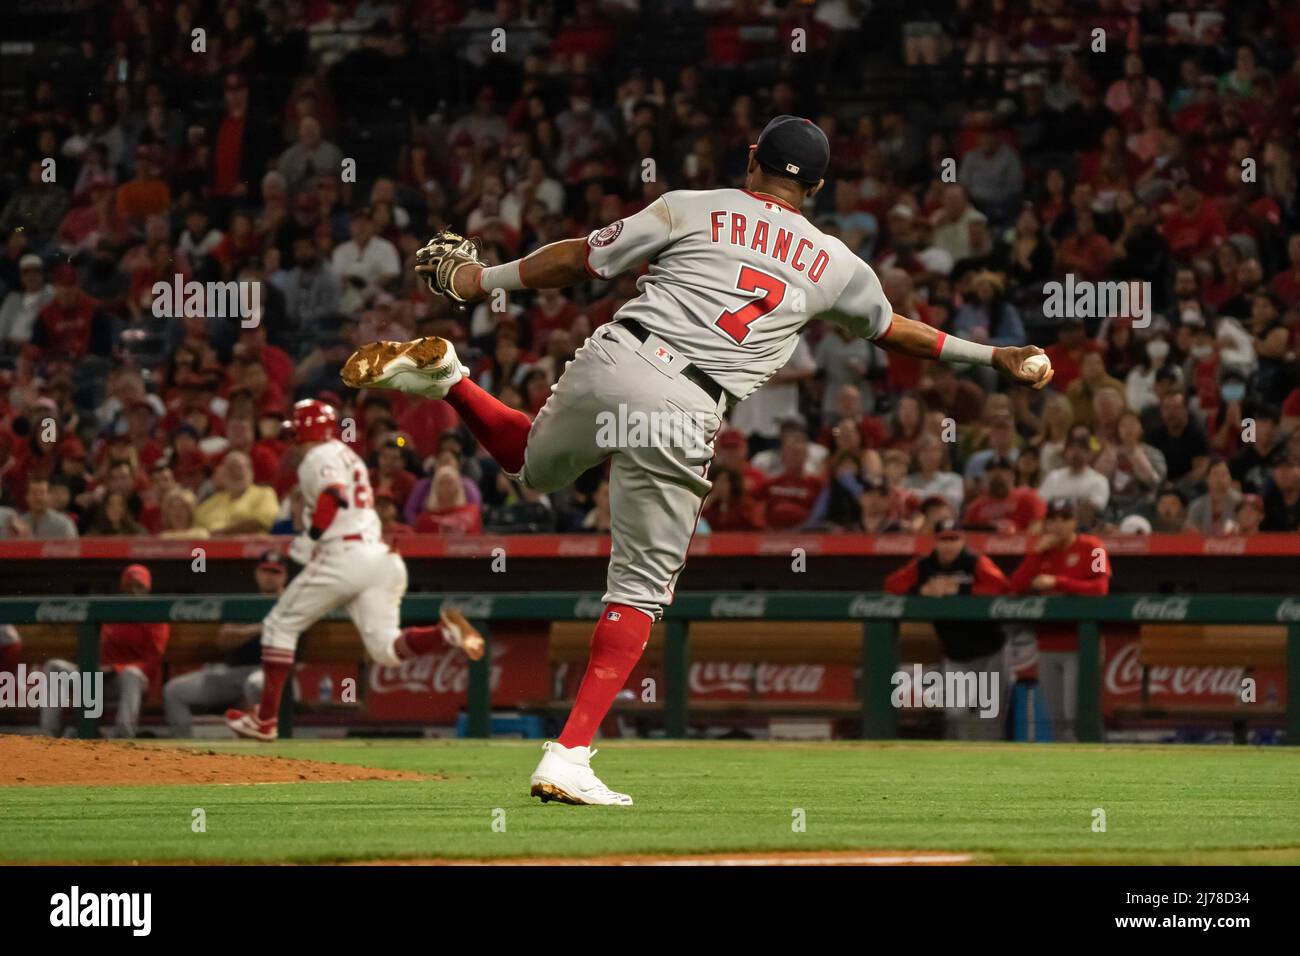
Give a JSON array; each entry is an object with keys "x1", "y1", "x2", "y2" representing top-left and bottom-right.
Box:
[{"x1": 1, "y1": 592, "x2": 1297, "y2": 743}]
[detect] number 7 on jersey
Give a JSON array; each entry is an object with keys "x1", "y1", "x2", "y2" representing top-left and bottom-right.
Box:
[{"x1": 715, "y1": 265, "x2": 787, "y2": 344}]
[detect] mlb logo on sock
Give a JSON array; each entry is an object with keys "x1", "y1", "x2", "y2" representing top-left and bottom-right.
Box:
[{"x1": 606, "y1": 611, "x2": 622, "y2": 622}]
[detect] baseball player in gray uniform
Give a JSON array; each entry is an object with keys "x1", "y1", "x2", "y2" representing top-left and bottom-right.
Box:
[{"x1": 343, "y1": 115, "x2": 1053, "y2": 805}]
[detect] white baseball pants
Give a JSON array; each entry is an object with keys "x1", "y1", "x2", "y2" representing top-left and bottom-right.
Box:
[{"x1": 261, "y1": 541, "x2": 409, "y2": 665}]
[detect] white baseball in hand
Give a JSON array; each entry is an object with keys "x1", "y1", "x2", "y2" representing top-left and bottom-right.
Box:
[{"x1": 1021, "y1": 353, "x2": 1051, "y2": 379}]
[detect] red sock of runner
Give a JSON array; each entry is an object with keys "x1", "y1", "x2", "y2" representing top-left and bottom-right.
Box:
[
  {"x1": 256, "y1": 659, "x2": 292, "y2": 722},
  {"x1": 557, "y1": 605, "x2": 652, "y2": 749},
  {"x1": 445, "y1": 378, "x2": 531, "y2": 474},
  {"x1": 394, "y1": 625, "x2": 443, "y2": 659}
]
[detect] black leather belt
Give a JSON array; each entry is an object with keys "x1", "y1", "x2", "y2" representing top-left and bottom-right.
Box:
[{"x1": 613, "y1": 318, "x2": 727, "y2": 405}]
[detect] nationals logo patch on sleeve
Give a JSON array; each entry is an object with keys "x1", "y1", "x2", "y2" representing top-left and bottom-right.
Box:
[{"x1": 590, "y1": 220, "x2": 624, "y2": 247}]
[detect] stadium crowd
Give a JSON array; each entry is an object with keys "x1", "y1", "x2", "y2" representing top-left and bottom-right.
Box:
[{"x1": 2, "y1": 0, "x2": 1300, "y2": 544}]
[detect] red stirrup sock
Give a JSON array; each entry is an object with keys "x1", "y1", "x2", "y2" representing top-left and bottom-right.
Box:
[
  {"x1": 557, "y1": 604, "x2": 653, "y2": 749},
  {"x1": 256, "y1": 657, "x2": 293, "y2": 722},
  {"x1": 445, "y1": 378, "x2": 531, "y2": 474},
  {"x1": 394, "y1": 624, "x2": 444, "y2": 659}
]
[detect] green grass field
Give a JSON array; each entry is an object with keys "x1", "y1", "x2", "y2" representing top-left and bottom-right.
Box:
[{"x1": 2, "y1": 739, "x2": 1299, "y2": 865}]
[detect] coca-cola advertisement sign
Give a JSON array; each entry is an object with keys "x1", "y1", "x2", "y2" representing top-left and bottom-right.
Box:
[
  {"x1": 1102, "y1": 636, "x2": 1287, "y2": 714},
  {"x1": 688, "y1": 662, "x2": 832, "y2": 696},
  {"x1": 364, "y1": 627, "x2": 550, "y2": 721}
]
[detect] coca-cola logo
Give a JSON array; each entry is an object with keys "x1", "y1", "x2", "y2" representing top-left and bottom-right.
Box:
[
  {"x1": 129, "y1": 542, "x2": 191, "y2": 559},
  {"x1": 168, "y1": 598, "x2": 224, "y2": 621},
  {"x1": 1104, "y1": 641, "x2": 1244, "y2": 698},
  {"x1": 848, "y1": 595, "x2": 905, "y2": 618},
  {"x1": 369, "y1": 646, "x2": 504, "y2": 696},
  {"x1": 573, "y1": 596, "x2": 606, "y2": 619},
  {"x1": 989, "y1": 597, "x2": 1047, "y2": 619},
  {"x1": 445, "y1": 540, "x2": 497, "y2": 558},
  {"x1": 557, "y1": 538, "x2": 604, "y2": 557},
  {"x1": 35, "y1": 600, "x2": 89, "y2": 623},
  {"x1": 709, "y1": 594, "x2": 766, "y2": 618},
  {"x1": 1202, "y1": 537, "x2": 1247, "y2": 556},
  {"x1": 1130, "y1": 597, "x2": 1189, "y2": 621},
  {"x1": 873, "y1": 535, "x2": 918, "y2": 555},
  {"x1": 438, "y1": 595, "x2": 494, "y2": 619},
  {"x1": 1275, "y1": 599, "x2": 1300, "y2": 622},
  {"x1": 39, "y1": 542, "x2": 81, "y2": 559},
  {"x1": 689, "y1": 661, "x2": 825, "y2": 695}
]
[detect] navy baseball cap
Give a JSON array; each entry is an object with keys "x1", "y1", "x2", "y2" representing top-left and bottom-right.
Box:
[{"x1": 752, "y1": 115, "x2": 829, "y2": 186}]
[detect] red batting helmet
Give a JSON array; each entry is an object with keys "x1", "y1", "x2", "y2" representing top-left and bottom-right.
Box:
[{"x1": 287, "y1": 399, "x2": 338, "y2": 443}]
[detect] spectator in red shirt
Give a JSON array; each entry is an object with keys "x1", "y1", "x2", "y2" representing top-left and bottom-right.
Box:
[
  {"x1": 757, "y1": 429, "x2": 825, "y2": 530},
  {"x1": 216, "y1": 415, "x2": 280, "y2": 485},
  {"x1": 1008, "y1": 498, "x2": 1111, "y2": 740},
  {"x1": 376, "y1": 491, "x2": 414, "y2": 543},
  {"x1": 713, "y1": 428, "x2": 770, "y2": 497},
  {"x1": 1043, "y1": 318, "x2": 1102, "y2": 392},
  {"x1": 963, "y1": 456, "x2": 1047, "y2": 532},
  {"x1": 1268, "y1": 233, "x2": 1300, "y2": 307},
  {"x1": 1054, "y1": 211, "x2": 1114, "y2": 282},
  {"x1": 32, "y1": 266, "x2": 112, "y2": 362},
  {"x1": 233, "y1": 325, "x2": 293, "y2": 395},
  {"x1": 414, "y1": 465, "x2": 483, "y2": 534},
  {"x1": 370, "y1": 436, "x2": 418, "y2": 512},
  {"x1": 1160, "y1": 173, "x2": 1225, "y2": 262},
  {"x1": 39, "y1": 564, "x2": 169, "y2": 737},
  {"x1": 703, "y1": 467, "x2": 764, "y2": 531}
]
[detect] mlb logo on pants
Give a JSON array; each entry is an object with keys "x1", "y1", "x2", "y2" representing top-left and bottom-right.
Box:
[{"x1": 606, "y1": 611, "x2": 622, "y2": 622}]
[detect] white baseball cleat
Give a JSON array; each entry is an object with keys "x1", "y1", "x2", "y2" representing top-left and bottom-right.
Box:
[
  {"x1": 224, "y1": 709, "x2": 278, "y2": 742},
  {"x1": 340, "y1": 336, "x2": 468, "y2": 399},
  {"x1": 529, "y1": 741, "x2": 633, "y2": 806}
]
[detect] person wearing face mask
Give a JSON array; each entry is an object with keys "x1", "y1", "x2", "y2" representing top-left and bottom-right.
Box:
[
  {"x1": 1206, "y1": 370, "x2": 1248, "y2": 456},
  {"x1": 1125, "y1": 333, "x2": 1184, "y2": 414}
]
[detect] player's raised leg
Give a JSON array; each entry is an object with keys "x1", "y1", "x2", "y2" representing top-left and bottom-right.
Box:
[
  {"x1": 531, "y1": 371, "x2": 720, "y2": 806},
  {"x1": 343, "y1": 336, "x2": 533, "y2": 475}
]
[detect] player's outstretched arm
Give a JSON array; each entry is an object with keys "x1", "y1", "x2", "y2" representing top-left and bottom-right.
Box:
[
  {"x1": 878, "y1": 314, "x2": 1054, "y2": 390},
  {"x1": 434, "y1": 238, "x2": 592, "y2": 303}
]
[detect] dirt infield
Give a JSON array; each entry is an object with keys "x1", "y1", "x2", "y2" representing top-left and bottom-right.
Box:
[{"x1": 0, "y1": 735, "x2": 433, "y2": 787}]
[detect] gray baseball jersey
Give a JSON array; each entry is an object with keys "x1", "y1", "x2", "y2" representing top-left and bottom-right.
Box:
[
  {"x1": 520, "y1": 188, "x2": 893, "y2": 620},
  {"x1": 585, "y1": 187, "x2": 895, "y2": 401}
]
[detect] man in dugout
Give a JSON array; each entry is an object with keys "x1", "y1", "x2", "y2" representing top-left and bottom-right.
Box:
[
  {"x1": 1008, "y1": 498, "x2": 1111, "y2": 741},
  {"x1": 163, "y1": 549, "x2": 288, "y2": 737},
  {"x1": 884, "y1": 519, "x2": 1011, "y2": 739}
]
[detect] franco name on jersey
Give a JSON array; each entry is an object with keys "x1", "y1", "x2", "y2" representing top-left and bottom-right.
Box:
[{"x1": 708, "y1": 208, "x2": 831, "y2": 283}]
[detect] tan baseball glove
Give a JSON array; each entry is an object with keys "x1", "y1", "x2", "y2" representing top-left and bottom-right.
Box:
[{"x1": 413, "y1": 230, "x2": 484, "y2": 304}]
